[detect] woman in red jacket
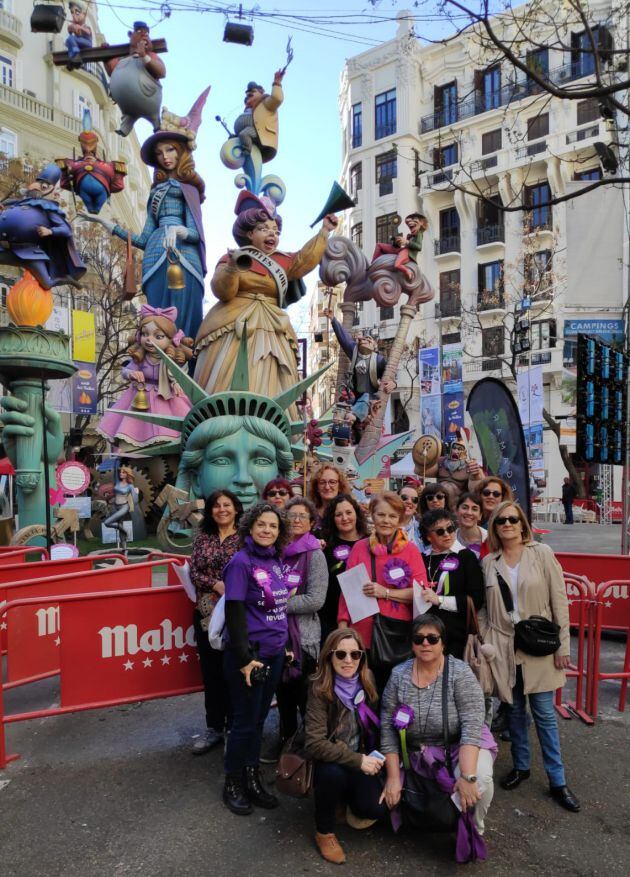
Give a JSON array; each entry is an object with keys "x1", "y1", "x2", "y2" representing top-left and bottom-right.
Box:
[{"x1": 338, "y1": 491, "x2": 428, "y2": 691}]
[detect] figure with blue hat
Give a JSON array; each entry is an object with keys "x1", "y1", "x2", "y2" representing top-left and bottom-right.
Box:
[
  {"x1": 65, "y1": 2, "x2": 93, "y2": 66},
  {"x1": 0, "y1": 163, "x2": 86, "y2": 289}
]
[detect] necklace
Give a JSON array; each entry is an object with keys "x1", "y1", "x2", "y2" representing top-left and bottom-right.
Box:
[
  {"x1": 426, "y1": 552, "x2": 452, "y2": 583},
  {"x1": 412, "y1": 658, "x2": 443, "y2": 739}
]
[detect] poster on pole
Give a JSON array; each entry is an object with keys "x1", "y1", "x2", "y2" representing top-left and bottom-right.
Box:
[
  {"x1": 420, "y1": 394, "x2": 442, "y2": 440},
  {"x1": 72, "y1": 310, "x2": 96, "y2": 363},
  {"x1": 517, "y1": 365, "x2": 543, "y2": 426},
  {"x1": 72, "y1": 361, "x2": 98, "y2": 415},
  {"x1": 419, "y1": 347, "x2": 441, "y2": 395},
  {"x1": 442, "y1": 392, "x2": 465, "y2": 441},
  {"x1": 524, "y1": 424, "x2": 545, "y2": 479},
  {"x1": 441, "y1": 343, "x2": 464, "y2": 394}
]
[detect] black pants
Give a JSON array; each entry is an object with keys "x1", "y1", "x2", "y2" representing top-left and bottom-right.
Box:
[
  {"x1": 276, "y1": 652, "x2": 317, "y2": 739},
  {"x1": 563, "y1": 501, "x2": 574, "y2": 524},
  {"x1": 193, "y1": 610, "x2": 230, "y2": 734},
  {"x1": 313, "y1": 761, "x2": 388, "y2": 834}
]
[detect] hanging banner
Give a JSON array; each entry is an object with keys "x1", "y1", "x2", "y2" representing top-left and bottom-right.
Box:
[
  {"x1": 466, "y1": 377, "x2": 531, "y2": 519},
  {"x1": 72, "y1": 310, "x2": 96, "y2": 363},
  {"x1": 420, "y1": 394, "x2": 442, "y2": 440},
  {"x1": 419, "y1": 347, "x2": 441, "y2": 395},
  {"x1": 442, "y1": 392, "x2": 465, "y2": 441},
  {"x1": 46, "y1": 305, "x2": 70, "y2": 335},
  {"x1": 516, "y1": 366, "x2": 543, "y2": 426},
  {"x1": 72, "y1": 361, "x2": 98, "y2": 415},
  {"x1": 524, "y1": 424, "x2": 545, "y2": 479},
  {"x1": 441, "y1": 343, "x2": 464, "y2": 394}
]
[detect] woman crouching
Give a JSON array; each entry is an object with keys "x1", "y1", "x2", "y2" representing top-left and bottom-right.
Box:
[{"x1": 305, "y1": 628, "x2": 388, "y2": 864}]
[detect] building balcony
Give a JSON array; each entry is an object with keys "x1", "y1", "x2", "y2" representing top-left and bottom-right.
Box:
[
  {"x1": 515, "y1": 139, "x2": 547, "y2": 160},
  {"x1": 426, "y1": 167, "x2": 454, "y2": 188},
  {"x1": 477, "y1": 289, "x2": 505, "y2": 311},
  {"x1": 464, "y1": 357, "x2": 503, "y2": 378},
  {"x1": 0, "y1": 8, "x2": 22, "y2": 49},
  {"x1": 468, "y1": 154, "x2": 500, "y2": 178},
  {"x1": 477, "y1": 224, "x2": 505, "y2": 246},
  {"x1": 434, "y1": 235, "x2": 460, "y2": 256},
  {"x1": 0, "y1": 82, "x2": 81, "y2": 135},
  {"x1": 566, "y1": 123, "x2": 599, "y2": 145}
]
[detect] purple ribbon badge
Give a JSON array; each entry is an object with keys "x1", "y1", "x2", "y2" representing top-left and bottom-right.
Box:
[
  {"x1": 383, "y1": 558, "x2": 412, "y2": 589},
  {"x1": 333, "y1": 544, "x2": 351, "y2": 562},
  {"x1": 392, "y1": 703, "x2": 415, "y2": 730},
  {"x1": 439, "y1": 556, "x2": 459, "y2": 572},
  {"x1": 252, "y1": 566, "x2": 275, "y2": 611}
]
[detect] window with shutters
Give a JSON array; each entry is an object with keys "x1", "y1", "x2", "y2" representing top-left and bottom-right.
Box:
[
  {"x1": 577, "y1": 99, "x2": 599, "y2": 125},
  {"x1": 350, "y1": 162, "x2": 362, "y2": 198},
  {"x1": 527, "y1": 114, "x2": 549, "y2": 140},
  {"x1": 433, "y1": 143, "x2": 458, "y2": 169},
  {"x1": 481, "y1": 129, "x2": 501, "y2": 155},
  {"x1": 380, "y1": 306, "x2": 394, "y2": 321},
  {"x1": 571, "y1": 26, "x2": 613, "y2": 77},
  {"x1": 525, "y1": 249, "x2": 552, "y2": 295},
  {"x1": 525, "y1": 48, "x2": 549, "y2": 92},
  {"x1": 524, "y1": 182, "x2": 552, "y2": 229},
  {"x1": 482, "y1": 325, "x2": 504, "y2": 361},
  {"x1": 435, "y1": 82, "x2": 458, "y2": 125},
  {"x1": 478, "y1": 261, "x2": 504, "y2": 309},
  {"x1": 375, "y1": 89, "x2": 396, "y2": 139},
  {"x1": 531, "y1": 320, "x2": 557, "y2": 350},
  {"x1": 436, "y1": 208, "x2": 460, "y2": 254},
  {"x1": 351, "y1": 103, "x2": 362, "y2": 148},
  {"x1": 375, "y1": 151, "x2": 397, "y2": 195},
  {"x1": 351, "y1": 222, "x2": 363, "y2": 249},
  {"x1": 375, "y1": 212, "x2": 400, "y2": 245},
  {"x1": 439, "y1": 270, "x2": 461, "y2": 317},
  {"x1": 0, "y1": 127, "x2": 17, "y2": 159},
  {"x1": 481, "y1": 65, "x2": 501, "y2": 111},
  {"x1": 0, "y1": 54, "x2": 14, "y2": 87}
]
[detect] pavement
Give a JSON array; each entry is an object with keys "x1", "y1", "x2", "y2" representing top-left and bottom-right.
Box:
[{"x1": 1, "y1": 525, "x2": 629, "y2": 876}]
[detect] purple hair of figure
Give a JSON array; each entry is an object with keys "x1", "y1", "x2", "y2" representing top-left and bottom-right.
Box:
[{"x1": 232, "y1": 207, "x2": 284, "y2": 246}]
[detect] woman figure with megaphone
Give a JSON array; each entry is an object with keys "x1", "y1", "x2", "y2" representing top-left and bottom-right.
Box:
[{"x1": 194, "y1": 192, "x2": 337, "y2": 420}]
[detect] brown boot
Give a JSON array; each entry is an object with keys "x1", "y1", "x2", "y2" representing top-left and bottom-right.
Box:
[{"x1": 315, "y1": 832, "x2": 346, "y2": 864}]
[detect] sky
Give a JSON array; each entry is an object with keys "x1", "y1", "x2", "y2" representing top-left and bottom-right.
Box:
[{"x1": 95, "y1": 1, "x2": 454, "y2": 329}]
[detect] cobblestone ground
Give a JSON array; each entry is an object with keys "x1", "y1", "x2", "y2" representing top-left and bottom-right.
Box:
[{"x1": 1, "y1": 523, "x2": 629, "y2": 876}]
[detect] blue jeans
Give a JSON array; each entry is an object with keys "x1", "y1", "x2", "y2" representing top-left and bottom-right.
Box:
[
  {"x1": 313, "y1": 762, "x2": 388, "y2": 834},
  {"x1": 508, "y1": 666, "x2": 566, "y2": 787},
  {"x1": 223, "y1": 648, "x2": 284, "y2": 776}
]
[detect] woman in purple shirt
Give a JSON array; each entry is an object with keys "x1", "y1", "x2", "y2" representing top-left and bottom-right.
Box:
[{"x1": 223, "y1": 501, "x2": 291, "y2": 815}]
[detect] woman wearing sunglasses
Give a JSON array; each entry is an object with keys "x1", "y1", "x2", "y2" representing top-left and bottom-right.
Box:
[
  {"x1": 262, "y1": 478, "x2": 293, "y2": 509},
  {"x1": 276, "y1": 497, "x2": 328, "y2": 744},
  {"x1": 398, "y1": 484, "x2": 426, "y2": 552},
  {"x1": 419, "y1": 481, "x2": 450, "y2": 516},
  {"x1": 481, "y1": 502, "x2": 579, "y2": 812},
  {"x1": 338, "y1": 492, "x2": 428, "y2": 692},
  {"x1": 308, "y1": 464, "x2": 353, "y2": 524},
  {"x1": 380, "y1": 615, "x2": 496, "y2": 858},
  {"x1": 419, "y1": 509, "x2": 484, "y2": 659},
  {"x1": 319, "y1": 495, "x2": 370, "y2": 642},
  {"x1": 477, "y1": 476, "x2": 513, "y2": 525},
  {"x1": 305, "y1": 628, "x2": 388, "y2": 864}
]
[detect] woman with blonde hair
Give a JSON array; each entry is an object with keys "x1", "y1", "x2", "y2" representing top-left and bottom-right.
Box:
[
  {"x1": 305, "y1": 627, "x2": 387, "y2": 864},
  {"x1": 308, "y1": 464, "x2": 352, "y2": 523},
  {"x1": 481, "y1": 501, "x2": 580, "y2": 812}
]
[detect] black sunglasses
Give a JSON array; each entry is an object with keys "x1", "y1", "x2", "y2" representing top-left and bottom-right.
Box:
[
  {"x1": 482, "y1": 489, "x2": 502, "y2": 498},
  {"x1": 401, "y1": 494, "x2": 419, "y2": 504},
  {"x1": 266, "y1": 489, "x2": 289, "y2": 497},
  {"x1": 431, "y1": 524, "x2": 456, "y2": 537},
  {"x1": 333, "y1": 649, "x2": 364, "y2": 661},
  {"x1": 428, "y1": 493, "x2": 446, "y2": 501},
  {"x1": 495, "y1": 515, "x2": 520, "y2": 526},
  {"x1": 412, "y1": 634, "x2": 441, "y2": 645}
]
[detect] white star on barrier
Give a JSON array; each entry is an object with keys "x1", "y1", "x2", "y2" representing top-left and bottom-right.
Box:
[
  {"x1": 179, "y1": 652, "x2": 189, "y2": 663},
  {"x1": 0, "y1": 622, "x2": 6, "y2": 631},
  {"x1": 605, "y1": 601, "x2": 612, "y2": 608},
  {"x1": 161, "y1": 655, "x2": 171, "y2": 666},
  {"x1": 123, "y1": 660, "x2": 134, "y2": 671},
  {"x1": 54, "y1": 637, "x2": 61, "y2": 646},
  {"x1": 143, "y1": 658, "x2": 153, "y2": 668}
]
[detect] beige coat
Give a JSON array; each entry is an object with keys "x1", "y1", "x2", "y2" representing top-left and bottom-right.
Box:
[
  {"x1": 480, "y1": 541, "x2": 569, "y2": 701},
  {"x1": 253, "y1": 84, "x2": 283, "y2": 160}
]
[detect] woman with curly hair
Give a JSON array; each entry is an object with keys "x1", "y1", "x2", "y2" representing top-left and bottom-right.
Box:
[
  {"x1": 308, "y1": 463, "x2": 353, "y2": 523},
  {"x1": 222, "y1": 501, "x2": 292, "y2": 815}
]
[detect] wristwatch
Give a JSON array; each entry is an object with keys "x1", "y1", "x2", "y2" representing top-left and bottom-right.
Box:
[{"x1": 461, "y1": 773, "x2": 477, "y2": 783}]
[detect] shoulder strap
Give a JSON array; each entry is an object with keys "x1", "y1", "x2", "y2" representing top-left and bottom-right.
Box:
[
  {"x1": 441, "y1": 655, "x2": 453, "y2": 774},
  {"x1": 370, "y1": 550, "x2": 377, "y2": 582},
  {"x1": 495, "y1": 568, "x2": 514, "y2": 613}
]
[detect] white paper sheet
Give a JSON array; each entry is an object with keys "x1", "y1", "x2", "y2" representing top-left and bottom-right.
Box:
[
  {"x1": 337, "y1": 563, "x2": 379, "y2": 623},
  {"x1": 413, "y1": 580, "x2": 431, "y2": 618}
]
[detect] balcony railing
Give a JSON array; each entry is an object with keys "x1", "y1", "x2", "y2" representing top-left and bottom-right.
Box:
[
  {"x1": 427, "y1": 168, "x2": 454, "y2": 186},
  {"x1": 470, "y1": 155, "x2": 499, "y2": 175},
  {"x1": 0, "y1": 83, "x2": 81, "y2": 133},
  {"x1": 515, "y1": 139, "x2": 547, "y2": 160},
  {"x1": 0, "y1": 9, "x2": 22, "y2": 43},
  {"x1": 482, "y1": 357, "x2": 503, "y2": 371},
  {"x1": 477, "y1": 224, "x2": 505, "y2": 245},
  {"x1": 566, "y1": 124, "x2": 599, "y2": 144},
  {"x1": 434, "y1": 235, "x2": 461, "y2": 255},
  {"x1": 477, "y1": 290, "x2": 505, "y2": 311}
]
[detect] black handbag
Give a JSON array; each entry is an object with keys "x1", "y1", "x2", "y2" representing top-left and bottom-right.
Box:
[
  {"x1": 401, "y1": 656, "x2": 459, "y2": 832},
  {"x1": 496, "y1": 571, "x2": 561, "y2": 657},
  {"x1": 368, "y1": 553, "x2": 412, "y2": 669}
]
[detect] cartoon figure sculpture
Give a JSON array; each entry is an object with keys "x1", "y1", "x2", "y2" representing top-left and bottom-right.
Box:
[
  {"x1": 83, "y1": 88, "x2": 209, "y2": 341},
  {"x1": 103, "y1": 466, "x2": 138, "y2": 549},
  {"x1": 99, "y1": 305, "x2": 193, "y2": 450},
  {"x1": 65, "y1": 2, "x2": 93, "y2": 66},
  {"x1": 194, "y1": 191, "x2": 337, "y2": 419},
  {"x1": 0, "y1": 163, "x2": 86, "y2": 289},
  {"x1": 104, "y1": 21, "x2": 166, "y2": 137},
  {"x1": 423, "y1": 433, "x2": 484, "y2": 506},
  {"x1": 235, "y1": 72, "x2": 285, "y2": 160},
  {"x1": 371, "y1": 213, "x2": 428, "y2": 282},
  {"x1": 57, "y1": 112, "x2": 126, "y2": 215}
]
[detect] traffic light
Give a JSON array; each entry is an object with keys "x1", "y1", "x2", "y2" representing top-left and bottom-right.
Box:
[{"x1": 576, "y1": 334, "x2": 627, "y2": 464}]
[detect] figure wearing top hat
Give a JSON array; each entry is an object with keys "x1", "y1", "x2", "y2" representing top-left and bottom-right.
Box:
[
  {"x1": 194, "y1": 191, "x2": 337, "y2": 419},
  {"x1": 0, "y1": 163, "x2": 86, "y2": 289},
  {"x1": 82, "y1": 89, "x2": 210, "y2": 343},
  {"x1": 57, "y1": 112, "x2": 126, "y2": 215},
  {"x1": 65, "y1": 2, "x2": 93, "y2": 65},
  {"x1": 234, "y1": 70, "x2": 285, "y2": 161}
]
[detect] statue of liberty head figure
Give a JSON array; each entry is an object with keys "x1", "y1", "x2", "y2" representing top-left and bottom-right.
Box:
[{"x1": 112, "y1": 328, "x2": 327, "y2": 510}]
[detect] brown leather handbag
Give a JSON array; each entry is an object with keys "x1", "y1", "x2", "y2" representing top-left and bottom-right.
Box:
[{"x1": 275, "y1": 747, "x2": 314, "y2": 798}]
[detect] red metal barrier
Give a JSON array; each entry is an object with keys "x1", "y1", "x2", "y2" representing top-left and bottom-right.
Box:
[
  {"x1": 589, "y1": 581, "x2": 630, "y2": 714},
  {"x1": 1, "y1": 557, "x2": 184, "y2": 688},
  {"x1": 0, "y1": 584, "x2": 201, "y2": 768},
  {"x1": 555, "y1": 574, "x2": 597, "y2": 724},
  {"x1": 0, "y1": 547, "x2": 49, "y2": 565}
]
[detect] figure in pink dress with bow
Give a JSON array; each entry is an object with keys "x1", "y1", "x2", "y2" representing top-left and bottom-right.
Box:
[{"x1": 98, "y1": 305, "x2": 193, "y2": 450}]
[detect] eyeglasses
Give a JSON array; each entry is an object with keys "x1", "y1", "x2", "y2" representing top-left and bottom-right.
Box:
[
  {"x1": 482, "y1": 489, "x2": 502, "y2": 498},
  {"x1": 319, "y1": 480, "x2": 339, "y2": 487},
  {"x1": 495, "y1": 515, "x2": 520, "y2": 526},
  {"x1": 288, "y1": 513, "x2": 310, "y2": 522},
  {"x1": 266, "y1": 489, "x2": 289, "y2": 497},
  {"x1": 412, "y1": 634, "x2": 441, "y2": 645},
  {"x1": 333, "y1": 649, "x2": 364, "y2": 661},
  {"x1": 431, "y1": 525, "x2": 456, "y2": 537},
  {"x1": 401, "y1": 494, "x2": 419, "y2": 504},
  {"x1": 428, "y1": 493, "x2": 446, "y2": 501}
]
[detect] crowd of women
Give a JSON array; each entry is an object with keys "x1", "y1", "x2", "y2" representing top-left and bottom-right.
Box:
[{"x1": 188, "y1": 464, "x2": 580, "y2": 866}]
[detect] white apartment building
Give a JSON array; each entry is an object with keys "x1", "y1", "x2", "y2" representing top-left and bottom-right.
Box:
[{"x1": 315, "y1": 3, "x2": 627, "y2": 499}]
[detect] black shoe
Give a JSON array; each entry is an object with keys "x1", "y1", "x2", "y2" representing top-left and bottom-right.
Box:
[
  {"x1": 223, "y1": 775, "x2": 252, "y2": 815},
  {"x1": 191, "y1": 728, "x2": 223, "y2": 755},
  {"x1": 501, "y1": 768, "x2": 530, "y2": 791},
  {"x1": 244, "y1": 765, "x2": 279, "y2": 809},
  {"x1": 550, "y1": 785, "x2": 581, "y2": 812}
]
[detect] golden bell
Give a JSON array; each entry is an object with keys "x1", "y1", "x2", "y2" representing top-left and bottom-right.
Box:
[
  {"x1": 131, "y1": 386, "x2": 150, "y2": 411},
  {"x1": 166, "y1": 251, "x2": 185, "y2": 290}
]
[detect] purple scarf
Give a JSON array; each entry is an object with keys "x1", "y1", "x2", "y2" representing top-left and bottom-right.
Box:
[
  {"x1": 333, "y1": 673, "x2": 380, "y2": 745},
  {"x1": 282, "y1": 532, "x2": 321, "y2": 679}
]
